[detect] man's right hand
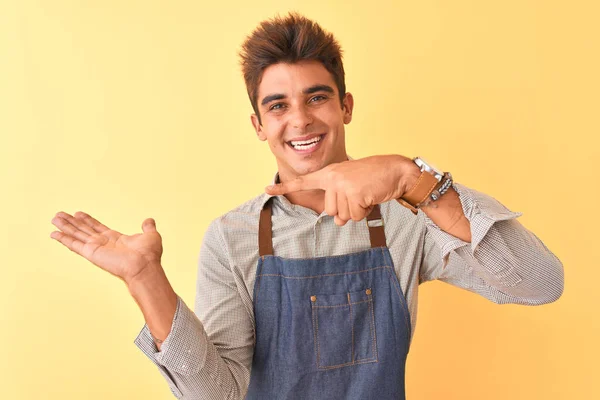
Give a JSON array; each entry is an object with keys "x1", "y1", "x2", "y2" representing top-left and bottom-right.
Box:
[
  {"x1": 50, "y1": 211, "x2": 163, "y2": 286},
  {"x1": 51, "y1": 211, "x2": 178, "y2": 348}
]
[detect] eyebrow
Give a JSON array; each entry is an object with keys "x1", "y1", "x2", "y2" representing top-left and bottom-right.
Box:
[{"x1": 260, "y1": 84, "x2": 335, "y2": 106}]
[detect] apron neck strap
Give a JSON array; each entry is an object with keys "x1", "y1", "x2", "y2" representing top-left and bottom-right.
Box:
[
  {"x1": 259, "y1": 198, "x2": 275, "y2": 257},
  {"x1": 366, "y1": 204, "x2": 387, "y2": 249},
  {"x1": 258, "y1": 198, "x2": 387, "y2": 257}
]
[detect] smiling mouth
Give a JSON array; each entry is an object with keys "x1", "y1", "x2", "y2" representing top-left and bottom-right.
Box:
[{"x1": 287, "y1": 134, "x2": 325, "y2": 151}]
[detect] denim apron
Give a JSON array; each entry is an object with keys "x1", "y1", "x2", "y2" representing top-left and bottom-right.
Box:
[{"x1": 245, "y1": 199, "x2": 412, "y2": 399}]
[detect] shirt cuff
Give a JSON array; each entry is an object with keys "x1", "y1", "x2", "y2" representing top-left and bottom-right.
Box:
[
  {"x1": 134, "y1": 296, "x2": 209, "y2": 396},
  {"x1": 421, "y1": 182, "x2": 523, "y2": 268}
]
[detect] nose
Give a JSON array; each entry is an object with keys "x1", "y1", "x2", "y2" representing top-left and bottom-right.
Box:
[{"x1": 289, "y1": 104, "x2": 313, "y2": 129}]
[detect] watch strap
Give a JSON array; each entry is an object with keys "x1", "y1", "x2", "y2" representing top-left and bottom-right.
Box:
[{"x1": 396, "y1": 171, "x2": 440, "y2": 215}]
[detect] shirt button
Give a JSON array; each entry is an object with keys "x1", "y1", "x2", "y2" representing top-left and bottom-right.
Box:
[{"x1": 317, "y1": 219, "x2": 322, "y2": 224}]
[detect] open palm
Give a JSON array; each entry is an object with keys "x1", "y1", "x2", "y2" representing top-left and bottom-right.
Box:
[{"x1": 50, "y1": 211, "x2": 163, "y2": 284}]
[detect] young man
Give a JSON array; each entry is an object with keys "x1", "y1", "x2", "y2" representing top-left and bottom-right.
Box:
[{"x1": 50, "y1": 12, "x2": 564, "y2": 399}]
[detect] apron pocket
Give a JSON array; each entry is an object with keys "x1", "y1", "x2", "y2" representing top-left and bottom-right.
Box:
[{"x1": 310, "y1": 288, "x2": 378, "y2": 370}]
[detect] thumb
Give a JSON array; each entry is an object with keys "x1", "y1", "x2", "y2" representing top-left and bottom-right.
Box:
[{"x1": 142, "y1": 218, "x2": 157, "y2": 233}]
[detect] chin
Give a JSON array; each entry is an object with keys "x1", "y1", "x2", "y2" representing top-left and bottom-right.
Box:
[
  {"x1": 293, "y1": 159, "x2": 330, "y2": 177},
  {"x1": 278, "y1": 147, "x2": 340, "y2": 178}
]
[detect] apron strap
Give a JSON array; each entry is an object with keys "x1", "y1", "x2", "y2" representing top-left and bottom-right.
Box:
[
  {"x1": 259, "y1": 198, "x2": 275, "y2": 256},
  {"x1": 366, "y1": 204, "x2": 386, "y2": 248},
  {"x1": 258, "y1": 199, "x2": 387, "y2": 256}
]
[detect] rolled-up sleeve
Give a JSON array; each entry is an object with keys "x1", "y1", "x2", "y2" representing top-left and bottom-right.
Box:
[{"x1": 419, "y1": 182, "x2": 564, "y2": 305}]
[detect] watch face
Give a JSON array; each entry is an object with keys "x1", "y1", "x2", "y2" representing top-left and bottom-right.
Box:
[
  {"x1": 415, "y1": 157, "x2": 444, "y2": 180},
  {"x1": 415, "y1": 157, "x2": 438, "y2": 172}
]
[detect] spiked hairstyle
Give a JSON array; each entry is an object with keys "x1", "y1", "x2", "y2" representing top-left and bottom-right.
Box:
[{"x1": 239, "y1": 12, "x2": 346, "y2": 125}]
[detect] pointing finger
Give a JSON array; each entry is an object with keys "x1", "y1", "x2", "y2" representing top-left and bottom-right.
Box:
[{"x1": 265, "y1": 171, "x2": 325, "y2": 195}]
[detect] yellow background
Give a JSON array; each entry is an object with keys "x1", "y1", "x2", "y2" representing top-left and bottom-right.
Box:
[{"x1": 1, "y1": 1, "x2": 597, "y2": 399}]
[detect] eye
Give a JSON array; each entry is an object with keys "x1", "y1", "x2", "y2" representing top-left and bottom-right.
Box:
[
  {"x1": 309, "y1": 95, "x2": 327, "y2": 103},
  {"x1": 269, "y1": 103, "x2": 286, "y2": 111}
]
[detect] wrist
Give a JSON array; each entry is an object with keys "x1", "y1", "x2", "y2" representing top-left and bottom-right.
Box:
[
  {"x1": 126, "y1": 262, "x2": 178, "y2": 348},
  {"x1": 398, "y1": 157, "x2": 422, "y2": 195},
  {"x1": 396, "y1": 156, "x2": 448, "y2": 215},
  {"x1": 126, "y1": 263, "x2": 170, "y2": 297}
]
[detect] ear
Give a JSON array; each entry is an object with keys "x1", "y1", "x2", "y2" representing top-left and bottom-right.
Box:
[
  {"x1": 342, "y1": 92, "x2": 354, "y2": 124},
  {"x1": 250, "y1": 113, "x2": 267, "y2": 141}
]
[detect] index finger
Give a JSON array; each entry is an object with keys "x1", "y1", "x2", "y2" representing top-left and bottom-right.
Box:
[{"x1": 265, "y1": 171, "x2": 324, "y2": 195}]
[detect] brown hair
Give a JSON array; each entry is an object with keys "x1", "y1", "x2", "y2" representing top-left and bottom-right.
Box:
[{"x1": 238, "y1": 12, "x2": 346, "y2": 125}]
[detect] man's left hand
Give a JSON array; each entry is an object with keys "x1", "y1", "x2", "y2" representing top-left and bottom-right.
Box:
[{"x1": 265, "y1": 155, "x2": 421, "y2": 226}]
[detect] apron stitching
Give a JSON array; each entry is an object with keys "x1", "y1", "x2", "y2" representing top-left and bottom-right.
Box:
[
  {"x1": 383, "y1": 265, "x2": 411, "y2": 339},
  {"x1": 257, "y1": 265, "x2": 387, "y2": 279},
  {"x1": 313, "y1": 297, "x2": 380, "y2": 370},
  {"x1": 369, "y1": 297, "x2": 379, "y2": 361},
  {"x1": 312, "y1": 305, "x2": 321, "y2": 369},
  {"x1": 348, "y1": 292, "x2": 354, "y2": 363},
  {"x1": 317, "y1": 358, "x2": 377, "y2": 370},
  {"x1": 312, "y1": 299, "x2": 372, "y2": 309},
  {"x1": 260, "y1": 248, "x2": 381, "y2": 262},
  {"x1": 254, "y1": 262, "x2": 263, "y2": 301}
]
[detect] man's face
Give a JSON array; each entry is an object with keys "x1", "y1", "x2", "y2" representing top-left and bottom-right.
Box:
[{"x1": 251, "y1": 60, "x2": 354, "y2": 180}]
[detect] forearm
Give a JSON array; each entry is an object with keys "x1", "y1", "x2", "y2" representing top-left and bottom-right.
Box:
[
  {"x1": 128, "y1": 263, "x2": 178, "y2": 350},
  {"x1": 421, "y1": 187, "x2": 471, "y2": 242}
]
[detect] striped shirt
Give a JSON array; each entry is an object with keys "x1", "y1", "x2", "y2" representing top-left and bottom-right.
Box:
[{"x1": 134, "y1": 180, "x2": 564, "y2": 399}]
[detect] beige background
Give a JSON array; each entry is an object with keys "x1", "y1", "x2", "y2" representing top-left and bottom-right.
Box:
[{"x1": 1, "y1": 1, "x2": 597, "y2": 399}]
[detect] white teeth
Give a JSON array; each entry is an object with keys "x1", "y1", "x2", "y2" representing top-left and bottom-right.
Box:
[
  {"x1": 293, "y1": 141, "x2": 319, "y2": 150},
  {"x1": 290, "y1": 135, "x2": 322, "y2": 148}
]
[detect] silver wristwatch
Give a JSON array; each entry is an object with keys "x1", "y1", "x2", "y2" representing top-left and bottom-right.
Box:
[
  {"x1": 413, "y1": 156, "x2": 444, "y2": 182},
  {"x1": 413, "y1": 156, "x2": 453, "y2": 207}
]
